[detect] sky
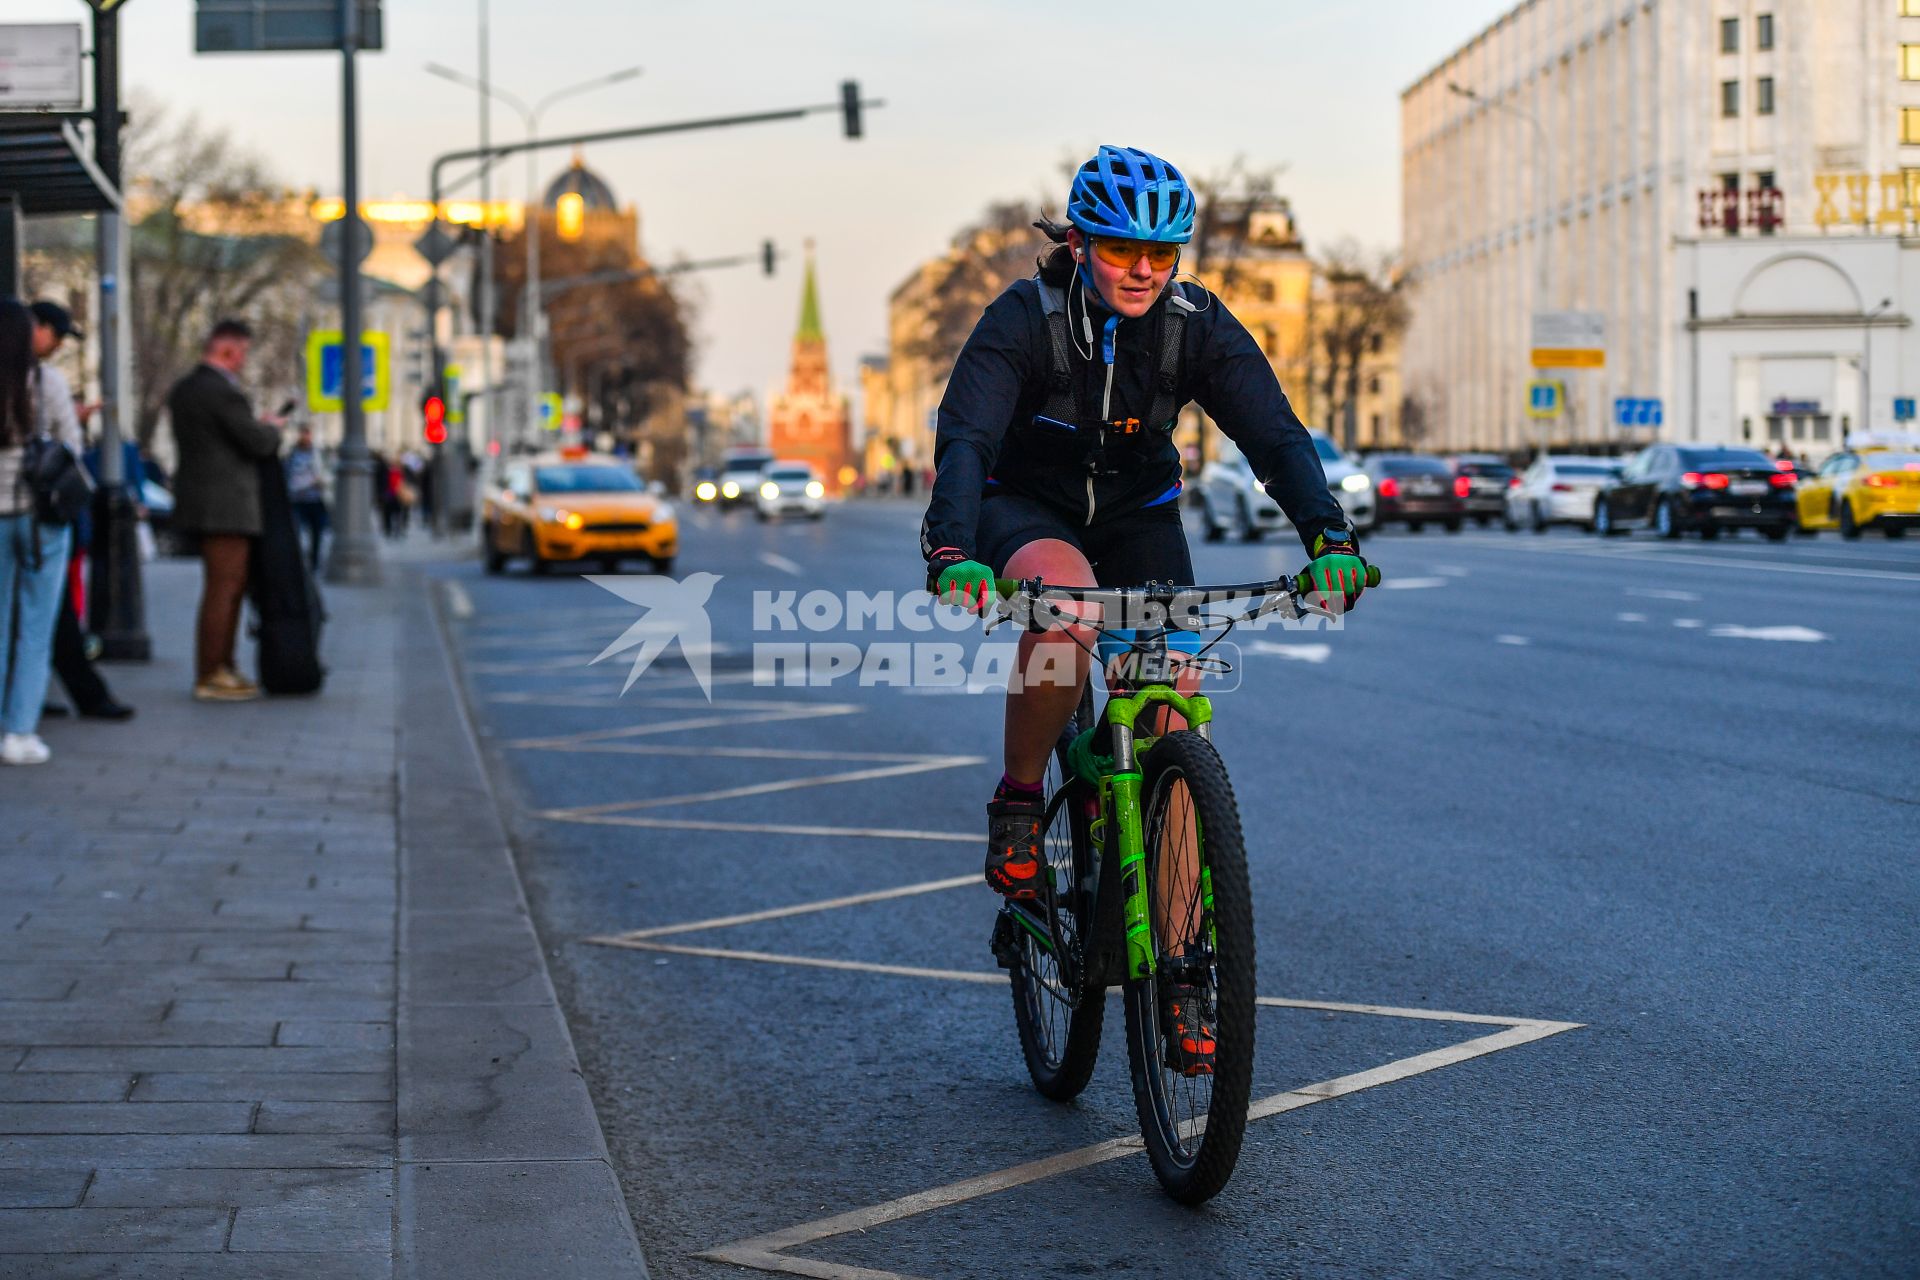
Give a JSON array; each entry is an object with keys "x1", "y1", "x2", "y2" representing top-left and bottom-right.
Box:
[{"x1": 12, "y1": 0, "x2": 1516, "y2": 402}]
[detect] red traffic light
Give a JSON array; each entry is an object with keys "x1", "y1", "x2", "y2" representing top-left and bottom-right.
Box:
[{"x1": 423, "y1": 395, "x2": 447, "y2": 445}]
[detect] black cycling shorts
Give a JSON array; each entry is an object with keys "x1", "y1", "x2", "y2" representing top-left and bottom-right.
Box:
[{"x1": 975, "y1": 491, "x2": 1193, "y2": 589}]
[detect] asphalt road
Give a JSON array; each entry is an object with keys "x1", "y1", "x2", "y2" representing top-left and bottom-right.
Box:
[{"x1": 427, "y1": 498, "x2": 1918, "y2": 1279}]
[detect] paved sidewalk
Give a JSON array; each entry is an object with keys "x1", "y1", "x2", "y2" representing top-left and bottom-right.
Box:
[{"x1": 0, "y1": 551, "x2": 647, "y2": 1277}]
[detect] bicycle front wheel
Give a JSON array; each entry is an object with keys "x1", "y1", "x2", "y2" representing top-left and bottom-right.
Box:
[
  {"x1": 1122, "y1": 729, "x2": 1256, "y2": 1204},
  {"x1": 1008, "y1": 721, "x2": 1105, "y2": 1100}
]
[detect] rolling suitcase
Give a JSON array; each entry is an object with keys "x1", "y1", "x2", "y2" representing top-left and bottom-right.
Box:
[{"x1": 249, "y1": 456, "x2": 326, "y2": 695}]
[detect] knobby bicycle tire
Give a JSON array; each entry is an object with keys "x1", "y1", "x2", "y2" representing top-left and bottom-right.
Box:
[
  {"x1": 1123, "y1": 729, "x2": 1256, "y2": 1204},
  {"x1": 1009, "y1": 716, "x2": 1105, "y2": 1100}
]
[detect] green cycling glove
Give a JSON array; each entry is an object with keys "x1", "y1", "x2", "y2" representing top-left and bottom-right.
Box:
[
  {"x1": 926, "y1": 547, "x2": 996, "y2": 612},
  {"x1": 1304, "y1": 528, "x2": 1370, "y2": 610}
]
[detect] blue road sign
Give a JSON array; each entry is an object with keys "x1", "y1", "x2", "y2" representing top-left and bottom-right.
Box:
[
  {"x1": 1613, "y1": 397, "x2": 1664, "y2": 429},
  {"x1": 1526, "y1": 380, "x2": 1562, "y2": 419},
  {"x1": 1896, "y1": 397, "x2": 1916, "y2": 422}
]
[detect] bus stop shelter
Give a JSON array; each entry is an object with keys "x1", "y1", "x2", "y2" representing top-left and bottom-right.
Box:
[{"x1": 0, "y1": 114, "x2": 119, "y2": 296}]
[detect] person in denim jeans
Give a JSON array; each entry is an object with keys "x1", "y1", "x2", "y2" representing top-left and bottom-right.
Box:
[{"x1": 0, "y1": 299, "x2": 76, "y2": 766}]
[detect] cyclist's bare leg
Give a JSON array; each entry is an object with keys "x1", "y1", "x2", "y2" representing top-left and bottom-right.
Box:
[
  {"x1": 1001, "y1": 538, "x2": 1100, "y2": 785},
  {"x1": 1150, "y1": 664, "x2": 1204, "y2": 948}
]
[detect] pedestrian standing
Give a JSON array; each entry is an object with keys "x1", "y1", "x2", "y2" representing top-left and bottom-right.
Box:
[
  {"x1": 284, "y1": 427, "x2": 330, "y2": 571},
  {"x1": 164, "y1": 319, "x2": 286, "y2": 702},
  {"x1": 0, "y1": 299, "x2": 77, "y2": 763},
  {"x1": 30, "y1": 302, "x2": 133, "y2": 723}
]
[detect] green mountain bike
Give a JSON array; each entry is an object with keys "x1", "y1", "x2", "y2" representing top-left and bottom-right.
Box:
[{"x1": 985, "y1": 565, "x2": 1377, "y2": 1203}]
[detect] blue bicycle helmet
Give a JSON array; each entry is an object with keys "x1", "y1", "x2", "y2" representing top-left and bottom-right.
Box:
[{"x1": 1066, "y1": 145, "x2": 1196, "y2": 244}]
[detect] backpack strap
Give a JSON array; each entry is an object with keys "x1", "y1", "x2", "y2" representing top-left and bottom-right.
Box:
[
  {"x1": 1032, "y1": 277, "x2": 1080, "y2": 425},
  {"x1": 1148, "y1": 284, "x2": 1196, "y2": 434}
]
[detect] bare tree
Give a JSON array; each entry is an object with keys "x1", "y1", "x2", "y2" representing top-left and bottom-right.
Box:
[
  {"x1": 121, "y1": 98, "x2": 319, "y2": 451},
  {"x1": 1309, "y1": 240, "x2": 1406, "y2": 453},
  {"x1": 896, "y1": 200, "x2": 1048, "y2": 384},
  {"x1": 1184, "y1": 156, "x2": 1288, "y2": 296}
]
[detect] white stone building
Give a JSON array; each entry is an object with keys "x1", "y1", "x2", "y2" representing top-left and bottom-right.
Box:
[{"x1": 1401, "y1": 0, "x2": 1919, "y2": 455}]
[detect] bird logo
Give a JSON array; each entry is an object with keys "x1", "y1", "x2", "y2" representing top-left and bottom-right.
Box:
[{"x1": 586, "y1": 572, "x2": 723, "y2": 699}]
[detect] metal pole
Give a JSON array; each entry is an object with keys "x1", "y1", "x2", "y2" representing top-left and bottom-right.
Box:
[
  {"x1": 477, "y1": 0, "x2": 496, "y2": 468},
  {"x1": 526, "y1": 115, "x2": 541, "y2": 453},
  {"x1": 325, "y1": 0, "x2": 379, "y2": 584},
  {"x1": 89, "y1": 0, "x2": 150, "y2": 660}
]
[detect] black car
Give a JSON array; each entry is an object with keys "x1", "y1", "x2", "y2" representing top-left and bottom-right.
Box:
[
  {"x1": 1364, "y1": 454, "x2": 1466, "y2": 532},
  {"x1": 1594, "y1": 444, "x2": 1795, "y2": 540},
  {"x1": 1449, "y1": 454, "x2": 1516, "y2": 526}
]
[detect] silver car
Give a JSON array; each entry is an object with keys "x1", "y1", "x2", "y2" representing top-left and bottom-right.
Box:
[
  {"x1": 1504, "y1": 456, "x2": 1624, "y2": 531},
  {"x1": 1197, "y1": 431, "x2": 1375, "y2": 542}
]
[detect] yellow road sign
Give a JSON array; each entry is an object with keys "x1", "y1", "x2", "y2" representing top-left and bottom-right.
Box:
[
  {"x1": 305, "y1": 330, "x2": 391, "y2": 412},
  {"x1": 1531, "y1": 347, "x2": 1605, "y2": 369}
]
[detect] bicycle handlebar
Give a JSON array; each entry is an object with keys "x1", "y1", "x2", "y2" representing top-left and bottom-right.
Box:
[{"x1": 989, "y1": 563, "x2": 1380, "y2": 607}]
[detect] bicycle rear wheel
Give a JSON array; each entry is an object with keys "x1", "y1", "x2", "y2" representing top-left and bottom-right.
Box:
[
  {"x1": 1122, "y1": 729, "x2": 1255, "y2": 1204},
  {"x1": 1007, "y1": 712, "x2": 1105, "y2": 1101}
]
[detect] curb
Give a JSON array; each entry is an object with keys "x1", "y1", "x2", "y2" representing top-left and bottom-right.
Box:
[{"x1": 394, "y1": 568, "x2": 649, "y2": 1278}]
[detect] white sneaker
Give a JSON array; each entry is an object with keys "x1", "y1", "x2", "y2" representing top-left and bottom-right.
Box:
[{"x1": 1, "y1": 733, "x2": 51, "y2": 765}]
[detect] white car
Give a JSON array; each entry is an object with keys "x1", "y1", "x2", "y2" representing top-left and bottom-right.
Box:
[
  {"x1": 1198, "y1": 431, "x2": 1374, "y2": 541},
  {"x1": 1504, "y1": 456, "x2": 1624, "y2": 531},
  {"x1": 755, "y1": 462, "x2": 826, "y2": 521}
]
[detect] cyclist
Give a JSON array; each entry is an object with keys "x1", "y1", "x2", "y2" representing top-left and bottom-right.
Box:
[{"x1": 920, "y1": 146, "x2": 1369, "y2": 1069}]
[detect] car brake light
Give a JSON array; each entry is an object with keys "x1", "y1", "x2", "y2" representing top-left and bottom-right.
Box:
[
  {"x1": 1698, "y1": 472, "x2": 1730, "y2": 490},
  {"x1": 1864, "y1": 474, "x2": 1898, "y2": 488},
  {"x1": 1551, "y1": 483, "x2": 1572, "y2": 492},
  {"x1": 1508, "y1": 474, "x2": 1522, "y2": 488},
  {"x1": 1453, "y1": 475, "x2": 1471, "y2": 498},
  {"x1": 1682, "y1": 471, "x2": 1702, "y2": 487},
  {"x1": 1773, "y1": 459, "x2": 1796, "y2": 472},
  {"x1": 1378, "y1": 477, "x2": 1399, "y2": 498},
  {"x1": 1769, "y1": 472, "x2": 1794, "y2": 488}
]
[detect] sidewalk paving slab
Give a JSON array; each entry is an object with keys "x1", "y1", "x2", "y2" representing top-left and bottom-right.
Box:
[{"x1": 0, "y1": 553, "x2": 648, "y2": 1277}]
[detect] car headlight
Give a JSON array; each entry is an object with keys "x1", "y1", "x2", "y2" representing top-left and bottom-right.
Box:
[
  {"x1": 694, "y1": 481, "x2": 717, "y2": 501},
  {"x1": 721, "y1": 481, "x2": 740, "y2": 499},
  {"x1": 760, "y1": 481, "x2": 781, "y2": 500},
  {"x1": 1340, "y1": 473, "x2": 1371, "y2": 493},
  {"x1": 541, "y1": 507, "x2": 583, "y2": 530},
  {"x1": 652, "y1": 502, "x2": 674, "y2": 522},
  {"x1": 805, "y1": 481, "x2": 825, "y2": 499}
]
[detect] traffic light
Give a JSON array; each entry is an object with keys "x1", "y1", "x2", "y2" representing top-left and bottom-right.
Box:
[
  {"x1": 423, "y1": 394, "x2": 447, "y2": 445},
  {"x1": 762, "y1": 240, "x2": 777, "y2": 276},
  {"x1": 840, "y1": 80, "x2": 862, "y2": 139}
]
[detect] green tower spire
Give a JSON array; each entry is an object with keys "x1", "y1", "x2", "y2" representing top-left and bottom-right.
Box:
[{"x1": 796, "y1": 242, "x2": 823, "y2": 343}]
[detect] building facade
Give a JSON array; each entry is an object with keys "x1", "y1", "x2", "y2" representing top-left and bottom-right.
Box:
[{"x1": 1402, "y1": 0, "x2": 1918, "y2": 455}]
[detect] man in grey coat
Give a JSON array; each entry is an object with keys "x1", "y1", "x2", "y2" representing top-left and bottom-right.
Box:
[{"x1": 165, "y1": 319, "x2": 284, "y2": 701}]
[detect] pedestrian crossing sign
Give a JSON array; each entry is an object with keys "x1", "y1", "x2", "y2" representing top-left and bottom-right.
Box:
[
  {"x1": 1526, "y1": 380, "x2": 1563, "y2": 419},
  {"x1": 306, "y1": 330, "x2": 390, "y2": 413}
]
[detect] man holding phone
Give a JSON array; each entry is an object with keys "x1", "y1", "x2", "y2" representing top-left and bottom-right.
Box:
[{"x1": 164, "y1": 319, "x2": 287, "y2": 702}]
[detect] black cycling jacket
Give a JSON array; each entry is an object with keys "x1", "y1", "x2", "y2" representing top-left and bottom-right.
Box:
[{"x1": 920, "y1": 275, "x2": 1347, "y2": 563}]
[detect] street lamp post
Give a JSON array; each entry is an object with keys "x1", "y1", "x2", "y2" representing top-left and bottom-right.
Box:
[
  {"x1": 1449, "y1": 81, "x2": 1552, "y2": 452},
  {"x1": 1859, "y1": 296, "x2": 1893, "y2": 444},
  {"x1": 423, "y1": 63, "x2": 641, "y2": 454},
  {"x1": 324, "y1": 0, "x2": 380, "y2": 584}
]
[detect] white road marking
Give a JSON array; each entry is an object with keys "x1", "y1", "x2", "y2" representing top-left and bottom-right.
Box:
[
  {"x1": 1673, "y1": 618, "x2": 1704, "y2": 629},
  {"x1": 1616, "y1": 612, "x2": 1647, "y2": 623},
  {"x1": 506, "y1": 704, "x2": 859, "y2": 749},
  {"x1": 1435, "y1": 565, "x2": 1470, "y2": 577},
  {"x1": 760, "y1": 552, "x2": 805, "y2": 575},
  {"x1": 538, "y1": 813, "x2": 982, "y2": 843},
  {"x1": 1245, "y1": 641, "x2": 1332, "y2": 663},
  {"x1": 1708, "y1": 624, "x2": 1830, "y2": 642},
  {"x1": 600, "y1": 875, "x2": 980, "y2": 942},
  {"x1": 1432, "y1": 537, "x2": 1920, "y2": 583},
  {"x1": 443, "y1": 580, "x2": 474, "y2": 619},
  {"x1": 1495, "y1": 635, "x2": 1531, "y2": 646},
  {"x1": 549, "y1": 757, "x2": 982, "y2": 817},
  {"x1": 1381, "y1": 576, "x2": 1449, "y2": 590},
  {"x1": 1626, "y1": 587, "x2": 1702, "y2": 602}
]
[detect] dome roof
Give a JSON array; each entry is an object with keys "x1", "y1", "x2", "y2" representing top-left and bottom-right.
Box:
[{"x1": 544, "y1": 154, "x2": 618, "y2": 213}]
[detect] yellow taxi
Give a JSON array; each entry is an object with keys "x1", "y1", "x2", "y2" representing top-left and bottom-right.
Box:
[
  {"x1": 1795, "y1": 449, "x2": 1920, "y2": 539},
  {"x1": 482, "y1": 450, "x2": 678, "y2": 574}
]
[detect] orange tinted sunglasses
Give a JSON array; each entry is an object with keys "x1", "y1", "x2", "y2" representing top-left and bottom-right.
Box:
[{"x1": 1090, "y1": 237, "x2": 1180, "y2": 271}]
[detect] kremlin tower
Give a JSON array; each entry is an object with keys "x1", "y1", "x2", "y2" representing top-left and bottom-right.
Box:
[{"x1": 767, "y1": 245, "x2": 855, "y2": 493}]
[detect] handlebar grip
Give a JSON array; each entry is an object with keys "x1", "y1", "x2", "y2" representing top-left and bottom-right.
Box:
[{"x1": 1294, "y1": 564, "x2": 1383, "y2": 596}]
